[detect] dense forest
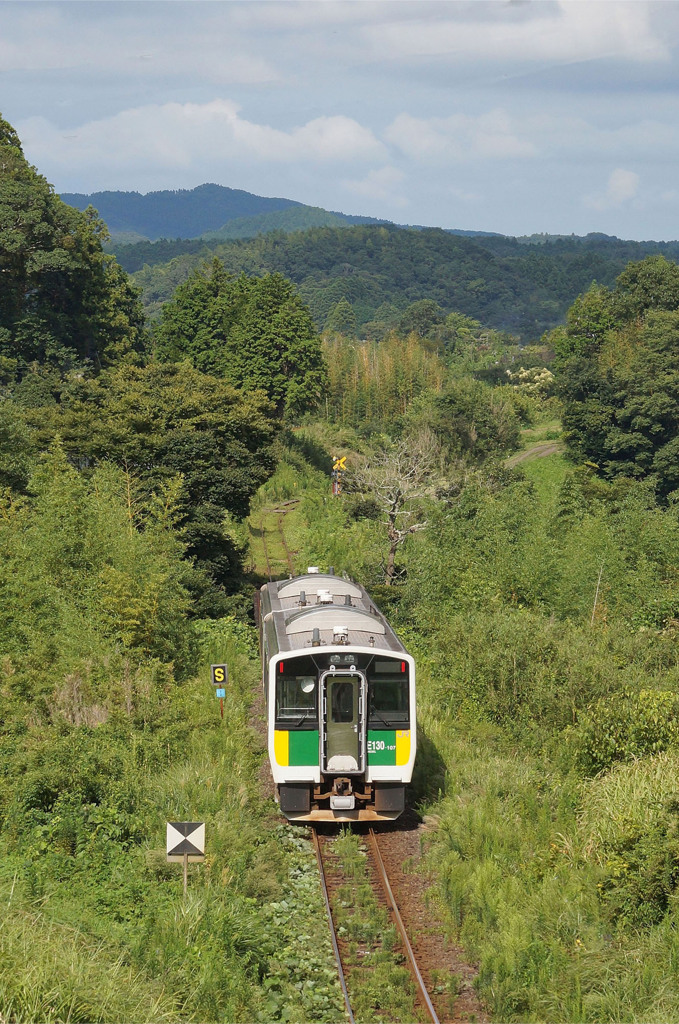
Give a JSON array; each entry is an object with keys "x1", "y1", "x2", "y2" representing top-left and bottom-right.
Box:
[
  {"x1": 112, "y1": 222, "x2": 679, "y2": 340},
  {"x1": 7, "y1": 105, "x2": 679, "y2": 1023}
]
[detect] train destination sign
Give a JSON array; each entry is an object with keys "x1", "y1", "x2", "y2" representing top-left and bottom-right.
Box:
[{"x1": 166, "y1": 821, "x2": 205, "y2": 863}]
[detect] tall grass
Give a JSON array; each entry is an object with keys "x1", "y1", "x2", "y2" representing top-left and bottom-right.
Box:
[
  {"x1": 0, "y1": 617, "x2": 344, "y2": 1023},
  {"x1": 268, "y1": 433, "x2": 679, "y2": 1021}
]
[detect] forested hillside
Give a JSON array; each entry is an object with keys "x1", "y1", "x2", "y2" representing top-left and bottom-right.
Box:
[
  {"x1": 0, "y1": 114, "x2": 347, "y2": 1022},
  {"x1": 118, "y1": 222, "x2": 679, "y2": 340},
  {"x1": 62, "y1": 183, "x2": 384, "y2": 243},
  {"x1": 61, "y1": 183, "x2": 302, "y2": 240}
]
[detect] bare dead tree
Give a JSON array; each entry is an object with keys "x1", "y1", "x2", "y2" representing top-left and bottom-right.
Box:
[{"x1": 351, "y1": 429, "x2": 443, "y2": 585}]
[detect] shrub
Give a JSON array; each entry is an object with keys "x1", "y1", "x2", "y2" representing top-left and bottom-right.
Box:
[{"x1": 568, "y1": 689, "x2": 679, "y2": 775}]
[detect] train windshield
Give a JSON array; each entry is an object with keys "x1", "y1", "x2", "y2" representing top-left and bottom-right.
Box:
[
  {"x1": 275, "y1": 656, "x2": 318, "y2": 728},
  {"x1": 368, "y1": 658, "x2": 409, "y2": 729}
]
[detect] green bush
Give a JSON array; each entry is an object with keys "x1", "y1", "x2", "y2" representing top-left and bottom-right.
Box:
[{"x1": 568, "y1": 690, "x2": 679, "y2": 774}]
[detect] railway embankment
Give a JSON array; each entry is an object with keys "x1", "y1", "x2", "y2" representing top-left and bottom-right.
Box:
[{"x1": 0, "y1": 612, "x2": 345, "y2": 1022}]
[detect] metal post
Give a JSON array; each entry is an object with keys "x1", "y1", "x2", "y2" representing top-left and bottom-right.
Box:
[{"x1": 183, "y1": 852, "x2": 188, "y2": 896}]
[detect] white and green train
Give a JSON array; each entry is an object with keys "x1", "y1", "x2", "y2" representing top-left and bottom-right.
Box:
[{"x1": 258, "y1": 569, "x2": 416, "y2": 822}]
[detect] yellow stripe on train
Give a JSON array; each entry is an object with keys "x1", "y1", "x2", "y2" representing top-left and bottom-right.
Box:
[
  {"x1": 395, "y1": 730, "x2": 410, "y2": 766},
  {"x1": 274, "y1": 730, "x2": 289, "y2": 767}
]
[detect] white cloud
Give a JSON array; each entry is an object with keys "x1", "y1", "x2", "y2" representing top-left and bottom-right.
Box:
[
  {"x1": 584, "y1": 168, "x2": 640, "y2": 210},
  {"x1": 384, "y1": 106, "x2": 679, "y2": 171},
  {"x1": 448, "y1": 184, "x2": 481, "y2": 204},
  {"x1": 385, "y1": 111, "x2": 536, "y2": 163},
  {"x1": 342, "y1": 166, "x2": 408, "y2": 207},
  {"x1": 17, "y1": 101, "x2": 386, "y2": 184},
  {"x1": 230, "y1": 1, "x2": 391, "y2": 31},
  {"x1": 0, "y1": 5, "x2": 279, "y2": 84},
  {"x1": 364, "y1": 1, "x2": 668, "y2": 64}
]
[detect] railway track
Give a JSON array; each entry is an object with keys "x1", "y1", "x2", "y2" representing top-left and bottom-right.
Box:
[
  {"x1": 313, "y1": 827, "x2": 441, "y2": 1024},
  {"x1": 259, "y1": 498, "x2": 298, "y2": 580}
]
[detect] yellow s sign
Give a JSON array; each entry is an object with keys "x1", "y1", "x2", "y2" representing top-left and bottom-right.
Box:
[{"x1": 211, "y1": 664, "x2": 228, "y2": 686}]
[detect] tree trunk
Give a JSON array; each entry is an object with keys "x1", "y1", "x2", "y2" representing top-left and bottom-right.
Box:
[
  {"x1": 385, "y1": 540, "x2": 399, "y2": 585},
  {"x1": 385, "y1": 520, "x2": 399, "y2": 585}
]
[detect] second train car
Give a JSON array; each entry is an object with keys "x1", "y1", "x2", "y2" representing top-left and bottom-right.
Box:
[{"x1": 258, "y1": 569, "x2": 416, "y2": 821}]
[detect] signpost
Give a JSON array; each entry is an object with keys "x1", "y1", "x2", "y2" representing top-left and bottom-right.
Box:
[
  {"x1": 211, "y1": 664, "x2": 228, "y2": 686},
  {"x1": 166, "y1": 821, "x2": 205, "y2": 896},
  {"x1": 211, "y1": 664, "x2": 228, "y2": 719},
  {"x1": 332, "y1": 455, "x2": 346, "y2": 496}
]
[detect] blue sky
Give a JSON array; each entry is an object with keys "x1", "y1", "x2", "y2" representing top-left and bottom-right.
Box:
[{"x1": 3, "y1": 0, "x2": 679, "y2": 239}]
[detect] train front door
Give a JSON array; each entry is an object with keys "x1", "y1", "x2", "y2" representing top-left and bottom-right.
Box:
[{"x1": 321, "y1": 672, "x2": 365, "y2": 773}]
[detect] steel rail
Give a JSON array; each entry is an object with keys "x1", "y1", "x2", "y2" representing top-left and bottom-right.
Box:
[
  {"x1": 312, "y1": 829, "x2": 356, "y2": 1024},
  {"x1": 277, "y1": 512, "x2": 295, "y2": 575},
  {"x1": 367, "y1": 828, "x2": 440, "y2": 1024},
  {"x1": 260, "y1": 514, "x2": 274, "y2": 582}
]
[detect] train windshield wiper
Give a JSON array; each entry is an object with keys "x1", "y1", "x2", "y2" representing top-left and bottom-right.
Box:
[{"x1": 370, "y1": 708, "x2": 392, "y2": 728}]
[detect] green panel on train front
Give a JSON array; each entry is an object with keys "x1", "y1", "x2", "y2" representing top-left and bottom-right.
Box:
[
  {"x1": 367, "y1": 730, "x2": 396, "y2": 765},
  {"x1": 289, "y1": 730, "x2": 319, "y2": 766}
]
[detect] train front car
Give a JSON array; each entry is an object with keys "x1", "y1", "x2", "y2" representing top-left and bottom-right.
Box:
[{"x1": 259, "y1": 570, "x2": 416, "y2": 822}]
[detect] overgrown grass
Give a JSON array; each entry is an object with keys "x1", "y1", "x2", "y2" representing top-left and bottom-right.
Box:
[
  {"x1": 415, "y1": 706, "x2": 679, "y2": 1023},
  {"x1": 519, "y1": 417, "x2": 563, "y2": 445},
  {"x1": 521, "y1": 451, "x2": 570, "y2": 504},
  {"x1": 270, "y1": 428, "x2": 679, "y2": 1021},
  {"x1": 0, "y1": 619, "x2": 344, "y2": 1023}
]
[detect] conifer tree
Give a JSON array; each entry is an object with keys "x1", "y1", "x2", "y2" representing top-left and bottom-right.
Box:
[{"x1": 155, "y1": 260, "x2": 326, "y2": 415}]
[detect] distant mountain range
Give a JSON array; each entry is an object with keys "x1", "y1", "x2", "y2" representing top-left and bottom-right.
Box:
[
  {"x1": 60, "y1": 183, "x2": 388, "y2": 243},
  {"x1": 60, "y1": 182, "x2": 510, "y2": 245},
  {"x1": 60, "y1": 182, "x2": 679, "y2": 342}
]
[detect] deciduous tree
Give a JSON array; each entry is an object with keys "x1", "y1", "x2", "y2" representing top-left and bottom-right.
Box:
[
  {"x1": 351, "y1": 430, "x2": 442, "y2": 585},
  {"x1": 21, "y1": 362, "x2": 278, "y2": 610}
]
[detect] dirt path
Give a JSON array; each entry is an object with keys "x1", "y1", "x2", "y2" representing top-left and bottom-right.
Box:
[{"x1": 506, "y1": 440, "x2": 562, "y2": 467}]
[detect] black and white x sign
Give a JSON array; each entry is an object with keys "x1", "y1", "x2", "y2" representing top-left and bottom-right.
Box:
[{"x1": 166, "y1": 821, "x2": 205, "y2": 863}]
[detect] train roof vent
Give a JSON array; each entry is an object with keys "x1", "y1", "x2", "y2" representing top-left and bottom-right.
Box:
[
  {"x1": 333, "y1": 625, "x2": 349, "y2": 644},
  {"x1": 317, "y1": 590, "x2": 333, "y2": 604},
  {"x1": 284, "y1": 607, "x2": 386, "y2": 636},
  {"x1": 278, "y1": 577, "x2": 362, "y2": 600},
  {"x1": 307, "y1": 566, "x2": 320, "y2": 574}
]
